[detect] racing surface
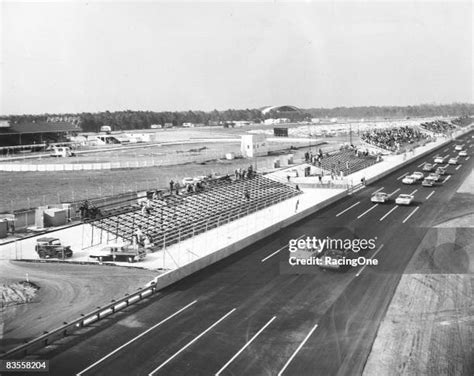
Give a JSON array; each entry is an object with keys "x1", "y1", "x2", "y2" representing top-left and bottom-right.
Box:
[{"x1": 24, "y1": 132, "x2": 473, "y2": 376}]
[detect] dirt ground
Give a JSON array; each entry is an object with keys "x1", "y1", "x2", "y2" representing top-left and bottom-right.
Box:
[
  {"x1": 0, "y1": 260, "x2": 157, "y2": 353},
  {"x1": 363, "y1": 172, "x2": 474, "y2": 376}
]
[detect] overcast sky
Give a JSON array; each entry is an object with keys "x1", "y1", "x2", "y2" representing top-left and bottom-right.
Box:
[{"x1": 1, "y1": 1, "x2": 472, "y2": 115}]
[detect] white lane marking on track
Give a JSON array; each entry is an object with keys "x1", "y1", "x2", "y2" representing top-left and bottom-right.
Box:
[
  {"x1": 402, "y1": 207, "x2": 419, "y2": 224},
  {"x1": 77, "y1": 300, "x2": 198, "y2": 376},
  {"x1": 336, "y1": 201, "x2": 360, "y2": 217},
  {"x1": 443, "y1": 175, "x2": 451, "y2": 183},
  {"x1": 417, "y1": 162, "x2": 425, "y2": 167},
  {"x1": 261, "y1": 234, "x2": 306, "y2": 262},
  {"x1": 466, "y1": 156, "x2": 470, "y2": 161},
  {"x1": 455, "y1": 165, "x2": 461, "y2": 170},
  {"x1": 426, "y1": 191, "x2": 435, "y2": 200},
  {"x1": 388, "y1": 188, "x2": 400, "y2": 197},
  {"x1": 277, "y1": 323, "x2": 319, "y2": 376},
  {"x1": 356, "y1": 244, "x2": 385, "y2": 277},
  {"x1": 373, "y1": 187, "x2": 385, "y2": 194},
  {"x1": 149, "y1": 308, "x2": 236, "y2": 376},
  {"x1": 409, "y1": 189, "x2": 418, "y2": 195},
  {"x1": 397, "y1": 173, "x2": 408, "y2": 180},
  {"x1": 443, "y1": 148, "x2": 449, "y2": 152},
  {"x1": 379, "y1": 206, "x2": 398, "y2": 221},
  {"x1": 357, "y1": 204, "x2": 379, "y2": 219},
  {"x1": 215, "y1": 316, "x2": 276, "y2": 376}
]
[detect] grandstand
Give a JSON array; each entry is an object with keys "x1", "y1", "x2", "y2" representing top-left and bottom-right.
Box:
[
  {"x1": 419, "y1": 119, "x2": 456, "y2": 135},
  {"x1": 89, "y1": 174, "x2": 301, "y2": 249},
  {"x1": 317, "y1": 149, "x2": 378, "y2": 176}
]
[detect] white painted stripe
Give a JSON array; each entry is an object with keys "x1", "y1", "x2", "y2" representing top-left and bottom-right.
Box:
[
  {"x1": 336, "y1": 201, "x2": 360, "y2": 217},
  {"x1": 417, "y1": 162, "x2": 425, "y2": 167},
  {"x1": 356, "y1": 244, "x2": 385, "y2": 277},
  {"x1": 466, "y1": 156, "x2": 470, "y2": 161},
  {"x1": 388, "y1": 188, "x2": 400, "y2": 197},
  {"x1": 397, "y1": 173, "x2": 408, "y2": 180},
  {"x1": 277, "y1": 323, "x2": 319, "y2": 376},
  {"x1": 215, "y1": 316, "x2": 276, "y2": 376},
  {"x1": 261, "y1": 234, "x2": 306, "y2": 262},
  {"x1": 77, "y1": 300, "x2": 198, "y2": 376},
  {"x1": 455, "y1": 165, "x2": 461, "y2": 170},
  {"x1": 409, "y1": 189, "x2": 418, "y2": 195},
  {"x1": 149, "y1": 308, "x2": 236, "y2": 375},
  {"x1": 426, "y1": 191, "x2": 435, "y2": 200},
  {"x1": 357, "y1": 204, "x2": 378, "y2": 219},
  {"x1": 443, "y1": 175, "x2": 451, "y2": 183},
  {"x1": 443, "y1": 148, "x2": 449, "y2": 152},
  {"x1": 379, "y1": 206, "x2": 398, "y2": 221},
  {"x1": 373, "y1": 187, "x2": 385, "y2": 194},
  {"x1": 402, "y1": 207, "x2": 419, "y2": 224}
]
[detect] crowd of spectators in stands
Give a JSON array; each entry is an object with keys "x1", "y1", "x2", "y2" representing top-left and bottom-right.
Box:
[
  {"x1": 419, "y1": 120, "x2": 456, "y2": 134},
  {"x1": 361, "y1": 126, "x2": 427, "y2": 152},
  {"x1": 451, "y1": 116, "x2": 473, "y2": 127}
]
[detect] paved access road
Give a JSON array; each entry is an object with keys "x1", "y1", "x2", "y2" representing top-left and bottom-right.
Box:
[{"x1": 41, "y1": 132, "x2": 473, "y2": 376}]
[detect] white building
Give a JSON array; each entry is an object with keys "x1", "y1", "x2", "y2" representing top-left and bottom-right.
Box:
[{"x1": 240, "y1": 134, "x2": 268, "y2": 158}]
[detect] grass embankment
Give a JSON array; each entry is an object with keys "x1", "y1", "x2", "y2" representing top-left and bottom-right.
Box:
[{"x1": 0, "y1": 281, "x2": 39, "y2": 309}]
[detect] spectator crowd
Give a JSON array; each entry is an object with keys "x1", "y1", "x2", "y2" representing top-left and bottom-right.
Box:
[
  {"x1": 419, "y1": 120, "x2": 455, "y2": 134},
  {"x1": 361, "y1": 126, "x2": 427, "y2": 152}
]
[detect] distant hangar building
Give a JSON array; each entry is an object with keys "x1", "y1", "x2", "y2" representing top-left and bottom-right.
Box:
[{"x1": 261, "y1": 105, "x2": 301, "y2": 115}]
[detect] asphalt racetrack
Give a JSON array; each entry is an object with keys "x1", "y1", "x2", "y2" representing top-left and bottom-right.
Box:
[{"x1": 31, "y1": 132, "x2": 474, "y2": 376}]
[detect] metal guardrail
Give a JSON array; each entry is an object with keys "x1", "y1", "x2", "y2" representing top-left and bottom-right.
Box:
[{"x1": 0, "y1": 280, "x2": 162, "y2": 359}]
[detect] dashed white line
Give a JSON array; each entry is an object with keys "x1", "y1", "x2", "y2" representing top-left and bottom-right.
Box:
[
  {"x1": 426, "y1": 191, "x2": 435, "y2": 200},
  {"x1": 442, "y1": 175, "x2": 451, "y2": 183},
  {"x1": 77, "y1": 300, "x2": 198, "y2": 376},
  {"x1": 356, "y1": 244, "x2": 385, "y2": 277},
  {"x1": 443, "y1": 148, "x2": 449, "y2": 152},
  {"x1": 409, "y1": 189, "x2": 418, "y2": 195},
  {"x1": 402, "y1": 207, "x2": 420, "y2": 224},
  {"x1": 261, "y1": 234, "x2": 306, "y2": 262},
  {"x1": 417, "y1": 162, "x2": 425, "y2": 168},
  {"x1": 149, "y1": 308, "x2": 236, "y2": 375},
  {"x1": 388, "y1": 188, "x2": 400, "y2": 197},
  {"x1": 455, "y1": 165, "x2": 461, "y2": 170},
  {"x1": 379, "y1": 206, "x2": 398, "y2": 221},
  {"x1": 357, "y1": 204, "x2": 379, "y2": 219},
  {"x1": 277, "y1": 323, "x2": 319, "y2": 376},
  {"x1": 373, "y1": 187, "x2": 385, "y2": 194},
  {"x1": 466, "y1": 156, "x2": 470, "y2": 161},
  {"x1": 336, "y1": 201, "x2": 360, "y2": 217},
  {"x1": 215, "y1": 316, "x2": 276, "y2": 376},
  {"x1": 397, "y1": 173, "x2": 408, "y2": 180}
]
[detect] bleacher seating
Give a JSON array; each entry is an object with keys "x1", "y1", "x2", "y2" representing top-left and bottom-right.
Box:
[
  {"x1": 419, "y1": 120, "x2": 456, "y2": 135},
  {"x1": 90, "y1": 174, "x2": 301, "y2": 249},
  {"x1": 451, "y1": 116, "x2": 473, "y2": 127},
  {"x1": 317, "y1": 150, "x2": 378, "y2": 176},
  {"x1": 361, "y1": 126, "x2": 427, "y2": 152}
]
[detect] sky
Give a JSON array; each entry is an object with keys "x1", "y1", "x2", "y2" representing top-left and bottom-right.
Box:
[{"x1": 1, "y1": 1, "x2": 472, "y2": 115}]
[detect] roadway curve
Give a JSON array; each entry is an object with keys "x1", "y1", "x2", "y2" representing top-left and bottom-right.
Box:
[{"x1": 28, "y1": 132, "x2": 474, "y2": 376}]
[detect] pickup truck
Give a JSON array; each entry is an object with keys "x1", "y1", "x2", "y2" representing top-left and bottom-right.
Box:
[{"x1": 89, "y1": 243, "x2": 146, "y2": 263}]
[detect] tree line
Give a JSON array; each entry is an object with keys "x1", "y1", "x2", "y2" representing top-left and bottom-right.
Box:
[{"x1": 2, "y1": 103, "x2": 472, "y2": 132}]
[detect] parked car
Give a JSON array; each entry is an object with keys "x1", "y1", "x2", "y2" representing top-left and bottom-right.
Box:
[
  {"x1": 89, "y1": 244, "x2": 147, "y2": 263},
  {"x1": 35, "y1": 237, "x2": 73, "y2": 259},
  {"x1": 458, "y1": 150, "x2": 468, "y2": 157},
  {"x1": 317, "y1": 249, "x2": 351, "y2": 271},
  {"x1": 411, "y1": 172, "x2": 425, "y2": 181},
  {"x1": 454, "y1": 145, "x2": 464, "y2": 151},
  {"x1": 428, "y1": 173, "x2": 442, "y2": 182},
  {"x1": 422, "y1": 177, "x2": 436, "y2": 187},
  {"x1": 395, "y1": 194, "x2": 414, "y2": 205},
  {"x1": 436, "y1": 167, "x2": 447, "y2": 175},
  {"x1": 402, "y1": 175, "x2": 417, "y2": 185},
  {"x1": 422, "y1": 163, "x2": 434, "y2": 172},
  {"x1": 371, "y1": 192, "x2": 389, "y2": 203},
  {"x1": 434, "y1": 156, "x2": 445, "y2": 164},
  {"x1": 448, "y1": 157, "x2": 458, "y2": 165}
]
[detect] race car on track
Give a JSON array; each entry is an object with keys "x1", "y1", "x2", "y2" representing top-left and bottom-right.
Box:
[
  {"x1": 395, "y1": 194, "x2": 414, "y2": 205},
  {"x1": 448, "y1": 157, "x2": 458, "y2": 165},
  {"x1": 434, "y1": 156, "x2": 445, "y2": 164},
  {"x1": 422, "y1": 163, "x2": 434, "y2": 172},
  {"x1": 371, "y1": 192, "x2": 389, "y2": 203},
  {"x1": 428, "y1": 172, "x2": 442, "y2": 182},
  {"x1": 422, "y1": 177, "x2": 436, "y2": 187},
  {"x1": 455, "y1": 145, "x2": 464, "y2": 151},
  {"x1": 458, "y1": 150, "x2": 468, "y2": 157},
  {"x1": 411, "y1": 171, "x2": 425, "y2": 181},
  {"x1": 402, "y1": 175, "x2": 417, "y2": 185}
]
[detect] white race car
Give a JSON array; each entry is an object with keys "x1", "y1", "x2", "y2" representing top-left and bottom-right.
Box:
[
  {"x1": 448, "y1": 157, "x2": 458, "y2": 165},
  {"x1": 422, "y1": 177, "x2": 436, "y2": 187},
  {"x1": 371, "y1": 192, "x2": 389, "y2": 203},
  {"x1": 402, "y1": 175, "x2": 417, "y2": 185},
  {"x1": 411, "y1": 171, "x2": 425, "y2": 181},
  {"x1": 458, "y1": 150, "x2": 467, "y2": 157},
  {"x1": 428, "y1": 173, "x2": 442, "y2": 182},
  {"x1": 422, "y1": 163, "x2": 434, "y2": 172},
  {"x1": 454, "y1": 145, "x2": 464, "y2": 151},
  {"x1": 395, "y1": 194, "x2": 414, "y2": 205},
  {"x1": 434, "y1": 156, "x2": 445, "y2": 164}
]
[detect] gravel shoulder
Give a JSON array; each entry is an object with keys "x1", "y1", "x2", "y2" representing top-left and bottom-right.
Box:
[{"x1": 0, "y1": 260, "x2": 157, "y2": 353}]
